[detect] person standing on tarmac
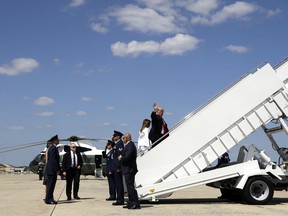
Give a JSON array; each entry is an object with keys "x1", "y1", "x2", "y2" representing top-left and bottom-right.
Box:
[
  {"x1": 103, "y1": 140, "x2": 116, "y2": 201},
  {"x1": 42, "y1": 140, "x2": 52, "y2": 201},
  {"x1": 111, "y1": 130, "x2": 125, "y2": 206},
  {"x1": 62, "y1": 142, "x2": 83, "y2": 200},
  {"x1": 45, "y1": 135, "x2": 61, "y2": 205},
  {"x1": 118, "y1": 133, "x2": 141, "y2": 209}
]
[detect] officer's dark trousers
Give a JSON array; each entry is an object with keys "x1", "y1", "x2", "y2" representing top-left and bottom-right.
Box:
[
  {"x1": 114, "y1": 171, "x2": 124, "y2": 203},
  {"x1": 107, "y1": 174, "x2": 116, "y2": 198},
  {"x1": 46, "y1": 174, "x2": 57, "y2": 202}
]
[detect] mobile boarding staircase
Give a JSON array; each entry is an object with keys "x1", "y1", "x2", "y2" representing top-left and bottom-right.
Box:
[{"x1": 136, "y1": 57, "x2": 288, "y2": 204}]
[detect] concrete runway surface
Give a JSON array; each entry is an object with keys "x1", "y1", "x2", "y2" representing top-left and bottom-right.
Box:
[{"x1": 0, "y1": 174, "x2": 287, "y2": 216}]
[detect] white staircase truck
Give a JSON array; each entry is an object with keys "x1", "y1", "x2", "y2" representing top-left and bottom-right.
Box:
[{"x1": 135, "y1": 57, "x2": 288, "y2": 204}]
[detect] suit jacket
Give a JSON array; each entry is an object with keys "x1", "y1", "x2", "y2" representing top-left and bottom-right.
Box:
[
  {"x1": 45, "y1": 144, "x2": 61, "y2": 175},
  {"x1": 62, "y1": 151, "x2": 83, "y2": 173},
  {"x1": 121, "y1": 141, "x2": 138, "y2": 175},
  {"x1": 149, "y1": 111, "x2": 169, "y2": 143}
]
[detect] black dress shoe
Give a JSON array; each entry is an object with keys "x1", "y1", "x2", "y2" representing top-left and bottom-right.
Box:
[
  {"x1": 128, "y1": 205, "x2": 141, "y2": 209},
  {"x1": 217, "y1": 195, "x2": 227, "y2": 199},
  {"x1": 67, "y1": 197, "x2": 71, "y2": 201},
  {"x1": 106, "y1": 197, "x2": 116, "y2": 201},
  {"x1": 112, "y1": 202, "x2": 124, "y2": 206},
  {"x1": 74, "y1": 196, "x2": 80, "y2": 200},
  {"x1": 45, "y1": 201, "x2": 56, "y2": 205},
  {"x1": 52, "y1": 201, "x2": 58, "y2": 204}
]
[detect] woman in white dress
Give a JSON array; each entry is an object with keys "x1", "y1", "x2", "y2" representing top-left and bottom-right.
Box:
[{"x1": 137, "y1": 119, "x2": 151, "y2": 154}]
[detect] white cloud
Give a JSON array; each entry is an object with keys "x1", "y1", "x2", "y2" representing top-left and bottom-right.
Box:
[
  {"x1": 137, "y1": 0, "x2": 219, "y2": 16},
  {"x1": 191, "y1": 1, "x2": 258, "y2": 25},
  {"x1": 74, "y1": 63, "x2": 85, "y2": 69},
  {"x1": 69, "y1": 0, "x2": 86, "y2": 7},
  {"x1": 137, "y1": 0, "x2": 178, "y2": 16},
  {"x1": 160, "y1": 33, "x2": 201, "y2": 55},
  {"x1": 164, "y1": 111, "x2": 173, "y2": 116},
  {"x1": 176, "y1": 0, "x2": 219, "y2": 16},
  {"x1": 0, "y1": 58, "x2": 39, "y2": 76},
  {"x1": 81, "y1": 96, "x2": 93, "y2": 102},
  {"x1": 21, "y1": 96, "x2": 29, "y2": 100},
  {"x1": 75, "y1": 111, "x2": 87, "y2": 116},
  {"x1": 110, "y1": 4, "x2": 183, "y2": 34},
  {"x1": 34, "y1": 96, "x2": 55, "y2": 106},
  {"x1": 53, "y1": 58, "x2": 60, "y2": 65},
  {"x1": 107, "y1": 106, "x2": 115, "y2": 111},
  {"x1": 93, "y1": 0, "x2": 279, "y2": 40},
  {"x1": 111, "y1": 33, "x2": 201, "y2": 57},
  {"x1": 90, "y1": 23, "x2": 109, "y2": 34},
  {"x1": 102, "y1": 122, "x2": 111, "y2": 126},
  {"x1": 35, "y1": 112, "x2": 55, "y2": 117},
  {"x1": 120, "y1": 123, "x2": 128, "y2": 127},
  {"x1": 266, "y1": 8, "x2": 281, "y2": 17},
  {"x1": 34, "y1": 124, "x2": 54, "y2": 129},
  {"x1": 111, "y1": 40, "x2": 158, "y2": 57},
  {"x1": 224, "y1": 45, "x2": 249, "y2": 53},
  {"x1": 6, "y1": 125, "x2": 24, "y2": 130}
]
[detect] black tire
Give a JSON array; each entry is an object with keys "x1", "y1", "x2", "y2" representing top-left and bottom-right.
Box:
[{"x1": 242, "y1": 176, "x2": 274, "y2": 205}]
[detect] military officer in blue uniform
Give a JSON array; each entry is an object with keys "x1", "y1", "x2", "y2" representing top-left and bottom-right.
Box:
[
  {"x1": 103, "y1": 140, "x2": 116, "y2": 201},
  {"x1": 111, "y1": 130, "x2": 125, "y2": 206},
  {"x1": 45, "y1": 135, "x2": 61, "y2": 205}
]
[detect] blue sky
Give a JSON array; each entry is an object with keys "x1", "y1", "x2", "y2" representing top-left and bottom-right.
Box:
[{"x1": 0, "y1": 0, "x2": 287, "y2": 166}]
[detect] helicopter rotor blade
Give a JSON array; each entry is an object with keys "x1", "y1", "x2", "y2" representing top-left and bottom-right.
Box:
[
  {"x1": 0, "y1": 141, "x2": 47, "y2": 153},
  {"x1": 0, "y1": 136, "x2": 110, "y2": 153},
  {"x1": 76, "y1": 138, "x2": 110, "y2": 142},
  {"x1": 63, "y1": 136, "x2": 110, "y2": 142}
]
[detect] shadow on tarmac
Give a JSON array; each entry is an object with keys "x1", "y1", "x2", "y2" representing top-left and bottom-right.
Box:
[{"x1": 140, "y1": 197, "x2": 288, "y2": 206}]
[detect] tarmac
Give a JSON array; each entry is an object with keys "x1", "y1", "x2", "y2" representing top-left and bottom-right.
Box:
[{"x1": 0, "y1": 173, "x2": 288, "y2": 216}]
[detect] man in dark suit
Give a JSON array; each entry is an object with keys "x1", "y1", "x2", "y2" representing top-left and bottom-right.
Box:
[
  {"x1": 149, "y1": 103, "x2": 169, "y2": 148},
  {"x1": 62, "y1": 142, "x2": 83, "y2": 200},
  {"x1": 111, "y1": 130, "x2": 125, "y2": 206},
  {"x1": 118, "y1": 133, "x2": 140, "y2": 209},
  {"x1": 45, "y1": 135, "x2": 61, "y2": 205}
]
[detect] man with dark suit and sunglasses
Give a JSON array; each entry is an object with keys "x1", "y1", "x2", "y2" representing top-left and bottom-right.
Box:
[{"x1": 62, "y1": 142, "x2": 83, "y2": 200}]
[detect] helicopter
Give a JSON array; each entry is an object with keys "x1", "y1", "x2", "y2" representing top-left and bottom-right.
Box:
[{"x1": 0, "y1": 135, "x2": 109, "y2": 179}]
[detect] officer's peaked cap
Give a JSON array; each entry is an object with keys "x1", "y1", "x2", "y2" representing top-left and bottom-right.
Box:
[{"x1": 113, "y1": 130, "x2": 123, "y2": 137}]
